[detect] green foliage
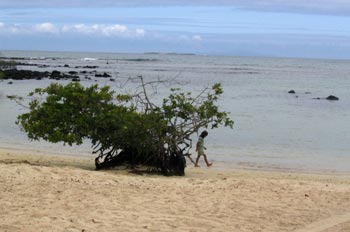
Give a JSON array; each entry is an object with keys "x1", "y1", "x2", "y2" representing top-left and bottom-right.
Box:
[
  {"x1": 16, "y1": 80, "x2": 233, "y2": 175},
  {"x1": 19, "y1": 83, "x2": 117, "y2": 145},
  {"x1": 162, "y1": 83, "x2": 233, "y2": 132},
  {"x1": 0, "y1": 59, "x2": 17, "y2": 70},
  {"x1": 0, "y1": 71, "x2": 4, "y2": 79}
]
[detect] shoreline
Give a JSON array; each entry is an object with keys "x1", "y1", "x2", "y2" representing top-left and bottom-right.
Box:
[
  {"x1": 1, "y1": 147, "x2": 350, "y2": 176},
  {"x1": 1, "y1": 148, "x2": 350, "y2": 231}
]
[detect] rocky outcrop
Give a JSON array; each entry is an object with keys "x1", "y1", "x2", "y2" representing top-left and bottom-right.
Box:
[
  {"x1": 326, "y1": 95, "x2": 339, "y2": 101},
  {"x1": 287, "y1": 90, "x2": 339, "y2": 101},
  {"x1": 95, "y1": 72, "x2": 111, "y2": 78},
  {"x1": 313, "y1": 95, "x2": 340, "y2": 101},
  {"x1": 75, "y1": 65, "x2": 99, "y2": 69},
  {"x1": 2, "y1": 69, "x2": 50, "y2": 80},
  {"x1": 1, "y1": 69, "x2": 79, "y2": 80}
]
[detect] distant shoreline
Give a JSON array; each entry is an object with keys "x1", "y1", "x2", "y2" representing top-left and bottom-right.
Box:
[{"x1": 2, "y1": 49, "x2": 350, "y2": 61}]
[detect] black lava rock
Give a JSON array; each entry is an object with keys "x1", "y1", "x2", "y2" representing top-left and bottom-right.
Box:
[{"x1": 326, "y1": 95, "x2": 339, "y2": 101}]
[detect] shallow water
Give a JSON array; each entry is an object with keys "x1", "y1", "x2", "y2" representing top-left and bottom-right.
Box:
[{"x1": 1, "y1": 50, "x2": 349, "y2": 172}]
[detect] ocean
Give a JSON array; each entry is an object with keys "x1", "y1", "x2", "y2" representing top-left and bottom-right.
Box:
[{"x1": 1, "y1": 50, "x2": 349, "y2": 173}]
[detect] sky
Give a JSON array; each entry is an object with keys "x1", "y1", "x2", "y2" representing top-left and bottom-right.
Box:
[{"x1": 0, "y1": 0, "x2": 350, "y2": 59}]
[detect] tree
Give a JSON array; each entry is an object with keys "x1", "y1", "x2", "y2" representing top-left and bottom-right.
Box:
[{"x1": 16, "y1": 77, "x2": 233, "y2": 175}]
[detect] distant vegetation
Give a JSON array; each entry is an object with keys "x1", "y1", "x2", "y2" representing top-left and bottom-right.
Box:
[
  {"x1": 0, "y1": 59, "x2": 17, "y2": 70},
  {"x1": 0, "y1": 59, "x2": 17, "y2": 79},
  {"x1": 15, "y1": 77, "x2": 234, "y2": 176}
]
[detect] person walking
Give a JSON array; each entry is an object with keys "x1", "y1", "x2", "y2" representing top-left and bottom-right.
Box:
[{"x1": 195, "y1": 130, "x2": 212, "y2": 167}]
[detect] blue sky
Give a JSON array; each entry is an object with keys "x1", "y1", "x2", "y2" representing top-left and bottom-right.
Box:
[{"x1": 0, "y1": 0, "x2": 350, "y2": 59}]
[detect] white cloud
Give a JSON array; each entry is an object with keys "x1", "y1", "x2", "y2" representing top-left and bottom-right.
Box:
[
  {"x1": 0, "y1": 22, "x2": 147, "y2": 38},
  {"x1": 0, "y1": 23, "x2": 23, "y2": 34},
  {"x1": 101, "y1": 24, "x2": 128, "y2": 36},
  {"x1": 178, "y1": 34, "x2": 202, "y2": 42},
  {"x1": 63, "y1": 24, "x2": 97, "y2": 34},
  {"x1": 34, "y1": 23, "x2": 59, "y2": 34},
  {"x1": 68, "y1": 24, "x2": 148, "y2": 38},
  {"x1": 135, "y1": 28, "x2": 145, "y2": 36},
  {"x1": 192, "y1": 35, "x2": 202, "y2": 41},
  {"x1": 62, "y1": 23, "x2": 139, "y2": 36}
]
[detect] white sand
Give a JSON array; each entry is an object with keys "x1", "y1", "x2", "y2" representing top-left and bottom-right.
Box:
[{"x1": 1, "y1": 149, "x2": 350, "y2": 232}]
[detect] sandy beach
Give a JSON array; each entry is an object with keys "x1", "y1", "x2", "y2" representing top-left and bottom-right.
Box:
[{"x1": 1, "y1": 149, "x2": 350, "y2": 232}]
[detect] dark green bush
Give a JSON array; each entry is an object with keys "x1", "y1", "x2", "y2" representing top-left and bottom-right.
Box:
[{"x1": 16, "y1": 79, "x2": 233, "y2": 175}]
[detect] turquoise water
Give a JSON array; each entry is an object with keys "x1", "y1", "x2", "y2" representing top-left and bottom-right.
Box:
[{"x1": 1, "y1": 50, "x2": 349, "y2": 172}]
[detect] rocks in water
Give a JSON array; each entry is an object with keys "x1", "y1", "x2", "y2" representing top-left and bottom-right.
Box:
[
  {"x1": 80, "y1": 70, "x2": 96, "y2": 76},
  {"x1": 50, "y1": 70, "x2": 61, "y2": 79},
  {"x1": 68, "y1": 71, "x2": 78, "y2": 75},
  {"x1": 326, "y1": 95, "x2": 339, "y2": 101},
  {"x1": 288, "y1": 90, "x2": 339, "y2": 101},
  {"x1": 8, "y1": 81, "x2": 13, "y2": 84},
  {"x1": 95, "y1": 72, "x2": 111, "y2": 78},
  {"x1": 75, "y1": 65, "x2": 98, "y2": 69},
  {"x1": 2, "y1": 69, "x2": 50, "y2": 80},
  {"x1": 37, "y1": 64, "x2": 49, "y2": 68},
  {"x1": 1, "y1": 69, "x2": 81, "y2": 81},
  {"x1": 313, "y1": 95, "x2": 339, "y2": 101},
  {"x1": 50, "y1": 70, "x2": 81, "y2": 80}
]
